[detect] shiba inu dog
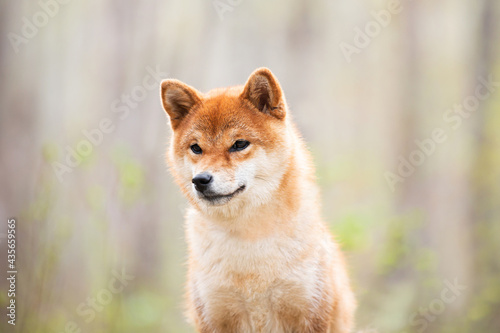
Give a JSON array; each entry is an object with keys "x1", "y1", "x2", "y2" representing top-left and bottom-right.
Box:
[{"x1": 160, "y1": 68, "x2": 356, "y2": 332}]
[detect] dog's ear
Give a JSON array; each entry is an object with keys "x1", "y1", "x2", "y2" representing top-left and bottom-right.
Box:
[
  {"x1": 241, "y1": 68, "x2": 286, "y2": 120},
  {"x1": 160, "y1": 79, "x2": 202, "y2": 129}
]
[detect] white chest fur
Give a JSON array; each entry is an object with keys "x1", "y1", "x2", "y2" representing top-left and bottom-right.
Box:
[{"x1": 186, "y1": 212, "x2": 332, "y2": 331}]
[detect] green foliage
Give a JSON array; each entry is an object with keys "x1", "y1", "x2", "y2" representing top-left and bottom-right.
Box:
[
  {"x1": 330, "y1": 211, "x2": 373, "y2": 252},
  {"x1": 112, "y1": 146, "x2": 145, "y2": 204},
  {"x1": 376, "y1": 210, "x2": 423, "y2": 275}
]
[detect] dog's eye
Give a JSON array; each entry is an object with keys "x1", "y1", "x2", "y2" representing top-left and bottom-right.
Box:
[
  {"x1": 190, "y1": 144, "x2": 202, "y2": 154},
  {"x1": 230, "y1": 140, "x2": 250, "y2": 152}
]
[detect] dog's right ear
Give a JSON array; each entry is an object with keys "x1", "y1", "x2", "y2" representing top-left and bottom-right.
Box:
[
  {"x1": 160, "y1": 79, "x2": 202, "y2": 129},
  {"x1": 241, "y1": 68, "x2": 285, "y2": 120}
]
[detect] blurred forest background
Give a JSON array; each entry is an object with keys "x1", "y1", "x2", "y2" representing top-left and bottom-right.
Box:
[{"x1": 0, "y1": 0, "x2": 499, "y2": 332}]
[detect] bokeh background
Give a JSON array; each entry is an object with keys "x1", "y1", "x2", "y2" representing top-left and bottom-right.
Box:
[{"x1": 1, "y1": 0, "x2": 499, "y2": 332}]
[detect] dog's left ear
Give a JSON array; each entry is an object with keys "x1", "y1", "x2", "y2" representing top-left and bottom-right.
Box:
[
  {"x1": 160, "y1": 79, "x2": 202, "y2": 129},
  {"x1": 241, "y1": 68, "x2": 286, "y2": 120}
]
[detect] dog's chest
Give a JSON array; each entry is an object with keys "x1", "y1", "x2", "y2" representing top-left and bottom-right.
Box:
[
  {"x1": 194, "y1": 226, "x2": 306, "y2": 286},
  {"x1": 191, "y1": 228, "x2": 323, "y2": 330}
]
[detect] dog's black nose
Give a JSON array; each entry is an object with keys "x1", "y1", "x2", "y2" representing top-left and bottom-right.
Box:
[{"x1": 192, "y1": 173, "x2": 213, "y2": 192}]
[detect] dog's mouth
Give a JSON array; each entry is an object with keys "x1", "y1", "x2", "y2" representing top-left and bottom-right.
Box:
[{"x1": 200, "y1": 185, "x2": 246, "y2": 205}]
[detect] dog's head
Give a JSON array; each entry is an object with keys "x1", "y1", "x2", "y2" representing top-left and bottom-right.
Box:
[{"x1": 160, "y1": 68, "x2": 292, "y2": 215}]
